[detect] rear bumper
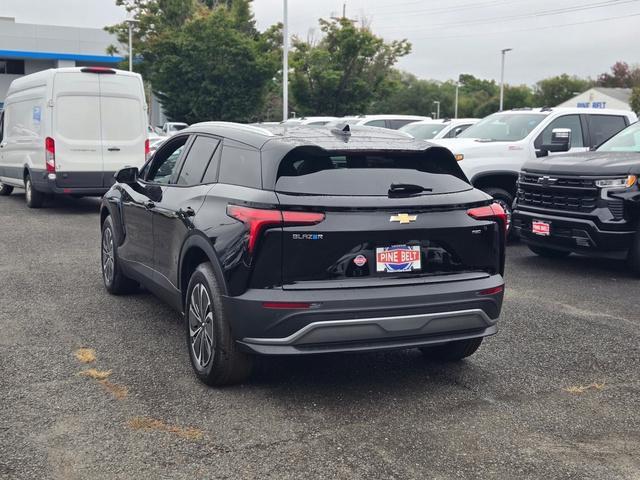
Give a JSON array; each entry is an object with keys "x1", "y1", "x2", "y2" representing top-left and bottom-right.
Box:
[
  {"x1": 30, "y1": 169, "x2": 114, "y2": 196},
  {"x1": 513, "y1": 209, "x2": 634, "y2": 256},
  {"x1": 223, "y1": 273, "x2": 504, "y2": 355}
]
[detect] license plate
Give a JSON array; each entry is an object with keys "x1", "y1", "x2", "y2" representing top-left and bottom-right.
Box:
[
  {"x1": 532, "y1": 220, "x2": 550, "y2": 236},
  {"x1": 376, "y1": 245, "x2": 421, "y2": 272}
]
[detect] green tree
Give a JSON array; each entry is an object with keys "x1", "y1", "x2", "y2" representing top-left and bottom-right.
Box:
[
  {"x1": 534, "y1": 74, "x2": 593, "y2": 106},
  {"x1": 290, "y1": 18, "x2": 411, "y2": 116},
  {"x1": 106, "y1": 0, "x2": 281, "y2": 123},
  {"x1": 630, "y1": 86, "x2": 640, "y2": 114}
]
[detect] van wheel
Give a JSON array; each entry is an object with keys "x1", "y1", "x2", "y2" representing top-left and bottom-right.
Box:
[
  {"x1": 420, "y1": 337, "x2": 483, "y2": 361},
  {"x1": 628, "y1": 228, "x2": 640, "y2": 276},
  {"x1": 0, "y1": 182, "x2": 14, "y2": 196},
  {"x1": 101, "y1": 215, "x2": 138, "y2": 294},
  {"x1": 185, "y1": 262, "x2": 253, "y2": 386},
  {"x1": 528, "y1": 245, "x2": 571, "y2": 258},
  {"x1": 24, "y1": 174, "x2": 45, "y2": 208},
  {"x1": 481, "y1": 187, "x2": 513, "y2": 236}
]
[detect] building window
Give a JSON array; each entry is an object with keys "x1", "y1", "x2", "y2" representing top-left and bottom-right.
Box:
[{"x1": 0, "y1": 59, "x2": 25, "y2": 75}]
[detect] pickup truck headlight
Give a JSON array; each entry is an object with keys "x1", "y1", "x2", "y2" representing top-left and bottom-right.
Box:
[{"x1": 595, "y1": 175, "x2": 637, "y2": 189}]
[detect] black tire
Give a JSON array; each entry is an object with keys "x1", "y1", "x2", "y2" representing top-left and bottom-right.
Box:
[
  {"x1": 24, "y1": 174, "x2": 45, "y2": 208},
  {"x1": 481, "y1": 187, "x2": 513, "y2": 237},
  {"x1": 0, "y1": 182, "x2": 13, "y2": 196},
  {"x1": 628, "y1": 228, "x2": 640, "y2": 276},
  {"x1": 528, "y1": 244, "x2": 571, "y2": 258},
  {"x1": 185, "y1": 262, "x2": 253, "y2": 386},
  {"x1": 101, "y1": 215, "x2": 138, "y2": 294},
  {"x1": 420, "y1": 337, "x2": 483, "y2": 362}
]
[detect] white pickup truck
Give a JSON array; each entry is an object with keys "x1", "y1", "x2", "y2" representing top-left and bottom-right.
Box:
[{"x1": 433, "y1": 107, "x2": 638, "y2": 230}]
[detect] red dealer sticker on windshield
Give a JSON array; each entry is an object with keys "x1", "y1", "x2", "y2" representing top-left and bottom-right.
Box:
[{"x1": 376, "y1": 245, "x2": 421, "y2": 272}]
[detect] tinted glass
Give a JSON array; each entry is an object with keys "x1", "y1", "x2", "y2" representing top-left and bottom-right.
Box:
[
  {"x1": 364, "y1": 119, "x2": 386, "y2": 128},
  {"x1": 275, "y1": 149, "x2": 469, "y2": 195},
  {"x1": 147, "y1": 137, "x2": 188, "y2": 184},
  {"x1": 459, "y1": 113, "x2": 545, "y2": 141},
  {"x1": 588, "y1": 115, "x2": 628, "y2": 147},
  {"x1": 536, "y1": 115, "x2": 584, "y2": 148},
  {"x1": 218, "y1": 143, "x2": 261, "y2": 188},
  {"x1": 400, "y1": 123, "x2": 446, "y2": 140},
  {"x1": 389, "y1": 119, "x2": 416, "y2": 129},
  {"x1": 445, "y1": 124, "x2": 472, "y2": 138},
  {"x1": 597, "y1": 122, "x2": 640, "y2": 152},
  {"x1": 176, "y1": 136, "x2": 220, "y2": 186}
]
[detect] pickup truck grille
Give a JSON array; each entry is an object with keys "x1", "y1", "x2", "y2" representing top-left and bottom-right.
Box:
[{"x1": 517, "y1": 173, "x2": 599, "y2": 213}]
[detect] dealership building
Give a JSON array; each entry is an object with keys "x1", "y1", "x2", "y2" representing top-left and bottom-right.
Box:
[
  {"x1": 557, "y1": 87, "x2": 633, "y2": 111},
  {"x1": 0, "y1": 17, "x2": 166, "y2": 126}
]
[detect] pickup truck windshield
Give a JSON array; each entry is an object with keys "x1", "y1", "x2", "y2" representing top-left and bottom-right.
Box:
[
  {"x1": 597, "y1": 122, "x2": 640, "y2": 152},
  {"x1": 400, "y1": 123, "x2": 447, "y2": 140},
  {"x1": 458, "y1": 113, "x2": 545, "y2": 141}
]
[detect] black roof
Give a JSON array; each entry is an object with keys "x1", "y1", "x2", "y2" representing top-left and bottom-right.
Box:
[{"x1": 186, "y1": 121, "x2": 433, "y2": 151}]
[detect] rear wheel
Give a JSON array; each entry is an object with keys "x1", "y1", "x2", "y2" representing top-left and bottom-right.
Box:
[
  {"x1": 528, "y1": 244, "x2": 571, "y2": 258},
  {"x1": 420, "y1": 337, "x2": 483, "y2": 362},
  {"x1": 101, "y1": 215, "x2": 138, "y2": 294},
  {"x1": 481, "y1": 187, "x2": 513, "y2": 236},
  {"x1": 0, "y1": 182, "x2": 13, "y2": 196},
  {"x1": 24, "y1": 174, "x2": 45, "y2": 208},
  {"x1": 185, "y1": 262, "x2": 252, "y2": 386}
]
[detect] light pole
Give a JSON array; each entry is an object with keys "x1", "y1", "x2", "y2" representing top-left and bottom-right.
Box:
[
  {"x1": 499, "y1": 48, "x2": 512, "y2": 111},
  {"x1": 282, "y1": 0, "x2": 289, "y2": 121},
  {"x1": 454, "y1": 81, "x2": 460, "y2": 119},
  {"x1": 433, "y1": 100, "x2": 440, "y2": 120},
  {"x1": 124, "y1": 18, "x2": 139, "y2": 72}
]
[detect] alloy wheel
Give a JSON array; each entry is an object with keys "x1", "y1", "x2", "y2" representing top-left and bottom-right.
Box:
[
  {"x1": 25, "y1": 179, "x2": 32, "y2": 204},
  {"x1": 189, "y1": 283, "x2": 215, "y2": 369},
  {"x1": 102, "y1": 227, "x2": 115, "y2": 284}
]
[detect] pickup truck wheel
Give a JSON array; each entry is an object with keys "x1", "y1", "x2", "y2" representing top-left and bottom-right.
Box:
[
  {"x1": 481, "y1": 187, "x2": 513, "y2": 236},
  {"x1": 24, "y1": 174, "x2": 45, "y2": 208},
  {"x1": 420, "y1": 337, "x2": 483, "y2": 361},
  {"x1": 528, "y1": 245, "x2": 571, "y2": 258},
  {"x1": 185, "y1": 262, "x2": 253, "y2": 386},
  {"x1": 628, "y1": 228, "x2": 640, "y2": 276},
  {"x1": 0, "y1": 182, "x2": 14, "y2": 196}
]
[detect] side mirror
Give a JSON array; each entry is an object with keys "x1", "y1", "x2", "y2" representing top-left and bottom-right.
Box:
[
  {"x1": 114, "y1": 166, "x2": 139, "y2": 184},
  {"x1": 541, "y1": 128, "x2": 571, "y2": 154}
]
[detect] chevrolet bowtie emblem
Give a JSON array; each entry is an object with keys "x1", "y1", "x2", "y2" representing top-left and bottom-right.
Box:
[{"x1": 390, "y1": 213, "x2": 417, "y2": 224}]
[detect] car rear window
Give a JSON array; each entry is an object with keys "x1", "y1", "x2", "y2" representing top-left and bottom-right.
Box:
[{"x1": 275, "y1": 148, "x2": 470, "y2": 196}]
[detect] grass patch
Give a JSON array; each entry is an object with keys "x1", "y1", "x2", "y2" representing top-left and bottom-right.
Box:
[
  {"x1": 74, "y1": 348, "x2": 96, "y2": 363},
  {"x1": 78, "y1": 368, "x2": 112, "y2": 380},
  {"x1": 99, "y1": 380, "x2": 129, "y2": 400},
  {"x1": 565, "y1": 382, "x2": 605, "y2": 394},
  {"x1": 127, "y1": 417, "x2": 203, "y2": 440}
]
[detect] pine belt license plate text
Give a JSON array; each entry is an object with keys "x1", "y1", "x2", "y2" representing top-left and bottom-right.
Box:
[
  {"x1": 532, "y1": 220, "x2": 551, "y2": 236},
  {"x1": 376, "y1": 245, "x2": 421, "y2": 272}
]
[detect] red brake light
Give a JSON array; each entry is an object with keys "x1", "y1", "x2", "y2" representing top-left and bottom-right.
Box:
[
  {"x1": 145, "y1": 138, "x2": 150, "y2": 160},
  {"x1": 478, "y1": 285, "x2": 504, "y2": 296},
  {"x1": 227, "y1": 205, "x2": 325, "y2": 254},
  {"x1": 467, "y1": 203, "x2": 508, "y2": 235},
  {"x1": 80, "y1": 67, "x2": 116, "y2": 74},
  {"x1": 45, "y1": 137, "x2": 55, "y2": 173}
]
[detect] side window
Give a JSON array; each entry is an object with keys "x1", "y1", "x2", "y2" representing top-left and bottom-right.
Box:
[
  {"x1": 176, "y1": 135, "x2": 220, "y2": 186},
  {"x1": 201, "y1": 145, "x2": 223, "y2": 184},
  {"x1": 446, "y1": 124, "x2": 471, "y2": 138},
  {"x1": 365, "y1": 119, "x2": 386, "y2": 128},
  {"x1": 218, "y1": 142, "x2": 261, "y2": 188},
  {"x1": 588, "y1": 115, "x2": 628, "y2": 147},
  {"x1": 146, "y1": 136, "x2": 188, "y2": 184},
  {"x1": 535, "y1": 115, "x2": 584, "y2": 149},
  {"x1": 389, "y1": 119, "x2": 414, "y2": 129}
]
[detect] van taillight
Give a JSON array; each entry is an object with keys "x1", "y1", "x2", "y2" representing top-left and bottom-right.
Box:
[
  {"x1": 80, "y1": 67, "x2": 116, "y2": 74},
  {"x1": 45, "y1": 137, "x2": 56, "y2": 173},
  {"x1": 145, "y1": 139, "x2": 150, "y2": 160},
  {"x1": 227, "y1": 205, "x2": 325, "y2": 254},
  {"x1": 467, "y1": 203, "x2": 507, "y2": 235}
]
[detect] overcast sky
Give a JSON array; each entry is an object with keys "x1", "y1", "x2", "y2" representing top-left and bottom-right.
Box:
[{"x1": 2, "y1": 0, "x2": 639, "y2": 85}]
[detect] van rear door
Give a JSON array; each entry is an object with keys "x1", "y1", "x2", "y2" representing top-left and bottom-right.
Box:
[
  {"x1": 52, "y1": 72, "x2": 104, "y2": 189},
  {"x1": 99, "y1": 73, "x2": 146, "y2": 188}
]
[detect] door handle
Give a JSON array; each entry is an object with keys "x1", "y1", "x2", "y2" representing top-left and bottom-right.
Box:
[
  {"x1": 107, "y1": 147, "x2": 121, "y2": 152},
  {"x1": 144, "y1": 201, "x2": 155, "y2": 210},
  {"x1": 179, "y1": 206, "x2": 196, "y2": 217}
]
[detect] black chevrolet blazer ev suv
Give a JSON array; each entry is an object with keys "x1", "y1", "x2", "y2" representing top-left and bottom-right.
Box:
[{"x1": 100, "y1": 122, "x2": 506, "y2": 385}]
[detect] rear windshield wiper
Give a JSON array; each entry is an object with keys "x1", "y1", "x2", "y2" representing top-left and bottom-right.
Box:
[{"x1": 388, "y1": 183, "x2": 433, "y2": 197}]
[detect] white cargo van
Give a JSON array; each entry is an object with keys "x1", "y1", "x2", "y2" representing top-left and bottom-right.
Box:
[{"x1": 0, "y1": 67, "x2": 149, "y2": 207}]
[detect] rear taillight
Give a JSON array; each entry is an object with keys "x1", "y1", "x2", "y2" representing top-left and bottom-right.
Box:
[
  {"x1": 145, "y1": 139, "x2": 150, "y2": 160},
  {"x1": 478, "y1": 285, "x2": 504, "y2": 296},
  {"x1": 45, "y1": 137, "x2": 55, "y2": 173},
  {"x1": 227, "y1": 205, "x2": 325, "y2": 254},
  {"x1": 467, "y1": 203, "x2": 507, "y2": 235}
]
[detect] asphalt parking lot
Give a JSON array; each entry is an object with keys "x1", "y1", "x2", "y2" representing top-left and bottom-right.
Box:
[{"x1": 0, "y1": 192, "x2": 639, "y2": 480}]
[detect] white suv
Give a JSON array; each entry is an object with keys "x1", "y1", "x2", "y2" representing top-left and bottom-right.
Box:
[
  {"x1": 327, "y1": 115, "x2": 431, "y2": 130},
  {"x1": 400, "y1": 118, "x2": 479, "y2": 140},
  {"x1": 433, "y1": 107, "x2": 638, "y2": 228}
]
